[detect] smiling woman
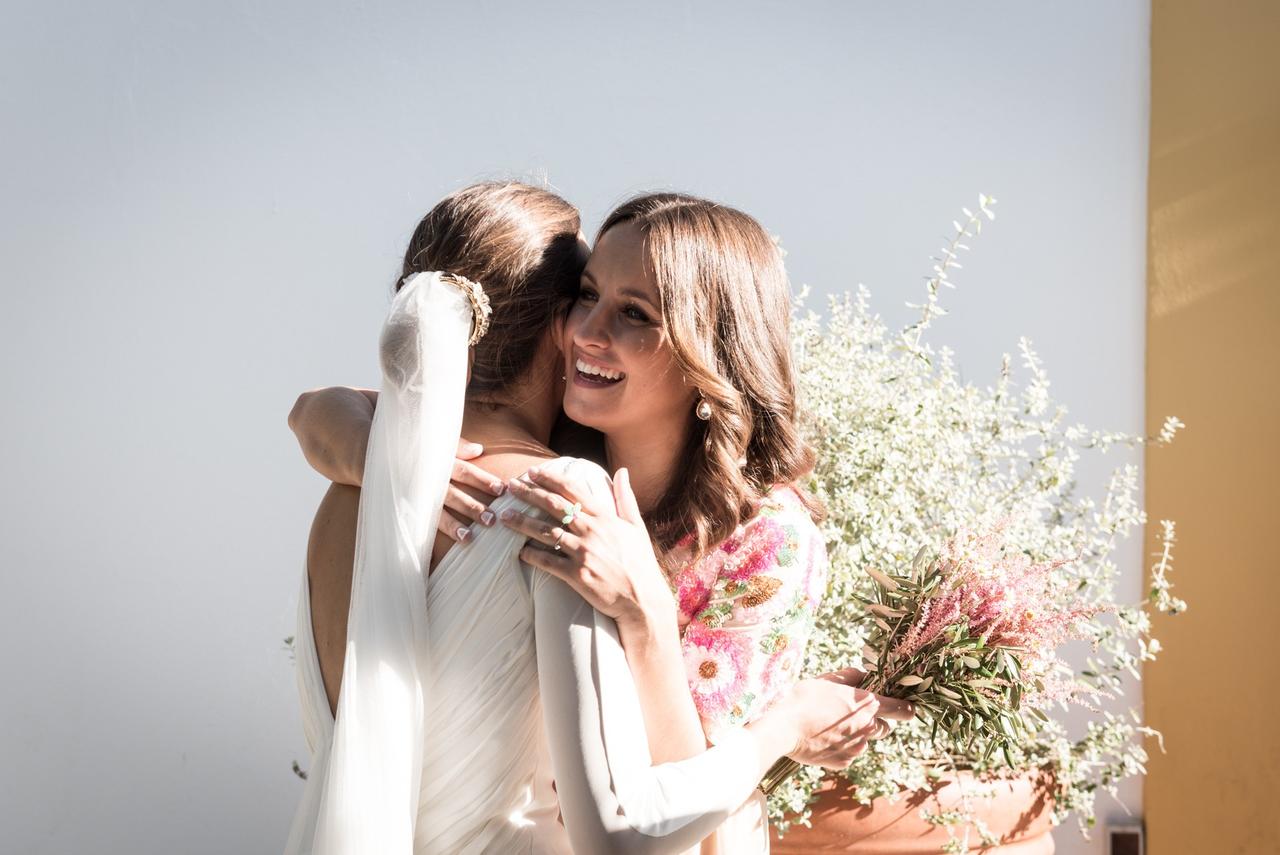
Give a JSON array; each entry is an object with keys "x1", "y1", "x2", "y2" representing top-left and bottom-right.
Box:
[
  {"x1": 564, "y1": 194, "x2": 823, "y2": 563},
  {"x1": 563, "y1": 220, "x2": 697, "y2": 469},
  {"x1": 513, "y1": 192, "x2": 861, "y2": 852}
]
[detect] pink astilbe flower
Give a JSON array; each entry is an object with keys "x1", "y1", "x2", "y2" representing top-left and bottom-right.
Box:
[
  {"x1": 1022, "y1": 673, "x2": 1099, "y2": 711},
  {"x1": 872, "y1": 517, "x2": 1106, "y2": 719},
  {"x1": 891, "y1": 595, "x2": 962, "y2": 662},
  {"x1": 894, "y1": 518, "x2": 1100, "y2": 661}
]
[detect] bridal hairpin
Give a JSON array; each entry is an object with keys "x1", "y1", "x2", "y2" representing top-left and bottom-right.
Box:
[{"x1": 440, "y1": 271, "x2": 493, "y2": 346}]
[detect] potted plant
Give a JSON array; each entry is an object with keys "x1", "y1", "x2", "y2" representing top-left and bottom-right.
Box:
[{"x1": 767, "y1": 197, "x2": 1185, "y2": 853}]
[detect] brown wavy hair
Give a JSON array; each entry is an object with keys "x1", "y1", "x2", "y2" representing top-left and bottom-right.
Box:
[
  {"x1": 598, "y1": 193, "x2": 823, "y2": 560},
  {"x1": 396, "y1": 181, "x2": 585, "y2": 399}
]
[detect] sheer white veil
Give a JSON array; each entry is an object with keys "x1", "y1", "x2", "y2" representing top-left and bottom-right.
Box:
[{"x1": 300, "y1": 271, "x2": 484, "y2": 854}]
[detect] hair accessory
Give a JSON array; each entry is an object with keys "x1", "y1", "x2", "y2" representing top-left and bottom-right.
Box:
[
  {"x1": 695, "y1": 396, "x2": 713, "y2": 421},
  {"x1": 440, "y1": 272, "x2": 493, "y2": 346}
]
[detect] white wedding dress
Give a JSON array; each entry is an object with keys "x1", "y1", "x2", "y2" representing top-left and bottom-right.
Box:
[{"x1": 284, "y1": 273, "x2": 769, "y2": 855}]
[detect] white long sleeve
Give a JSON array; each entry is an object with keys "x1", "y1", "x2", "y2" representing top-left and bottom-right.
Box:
[{"x1": 533, "y1": 570, "x2": 764, "y2": 854}]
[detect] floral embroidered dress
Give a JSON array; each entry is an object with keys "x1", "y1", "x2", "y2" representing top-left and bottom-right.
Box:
[
  {"x1": 664, "y1": 485, "x2": 827, "y2": 852},
  {"x1": 670, "y1": 485, "x2": 829, "y2": 744}
]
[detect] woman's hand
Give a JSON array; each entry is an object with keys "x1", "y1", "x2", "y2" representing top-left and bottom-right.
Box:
[
  {"x1": 766, "y1": 668, "x2": 915, "y2": 768},
  {"x1": 439, "y1": 440, "x2": 508, "y2": 544},
  {"x1": 500, "y1": 465, "x2": 676, "y2": 636}
]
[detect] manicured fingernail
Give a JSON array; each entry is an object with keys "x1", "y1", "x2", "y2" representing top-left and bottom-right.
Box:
[
  {"x1": 492, "y1": 481, "x2": 506, "y2": 494},
  {"x1": 499, "y1": 509, "x2": 517, "y2": 522},
  {"x1": 507, "y1": 478, "x2": 525, "y2": 492},
  {"x1": 480, "y1": 510, "x2": 495, "y2": 526},
  {"x1": 528, "y1": 466, "x2": 541, "y2": 477},
  {"x1": 457, "y1": 526, "x2": 471, "y2": 542},
  {"x1": 463, "y1": 443, "x2": 482, "y2": 455}
]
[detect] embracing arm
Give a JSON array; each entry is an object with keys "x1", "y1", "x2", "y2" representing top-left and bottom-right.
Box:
[
  {"x1": 507, "y1": 467, "x2": 706, "y2": 765},
  {"x1": 510, "y1": 463, "x2": 910, "y2": 852},
  {"x1": 287, "y1": 386, "x2": 378, "y2": 486},
  {"x1": 288, "y1": 386, "x2": 504, "y2": 540},
  {"x1": 611, "y1": 610, "x2": 709, "y2": 765},
  {"x1": 531, "y1": 575, "x2": 894, "y2": 854},
  {"x1": 532, "y1": 575, "x2": 794, "y2": 855}
]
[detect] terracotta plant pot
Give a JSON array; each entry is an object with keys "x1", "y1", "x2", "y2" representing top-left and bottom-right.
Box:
[{"x1": 770, "y1": 769, "x2": 1056, "y2": 854}]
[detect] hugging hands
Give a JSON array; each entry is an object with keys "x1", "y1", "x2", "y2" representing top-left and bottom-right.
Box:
[{"x1": 498, "y1": 464, "x2": 676, "y2": 636}]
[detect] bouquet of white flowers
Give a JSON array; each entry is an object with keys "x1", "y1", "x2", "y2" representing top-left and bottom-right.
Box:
[{"x1": 769, "y1": 196, "x2": 1185, "y2": 852}]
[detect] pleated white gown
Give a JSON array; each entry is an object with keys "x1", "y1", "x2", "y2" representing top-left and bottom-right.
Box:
[{"x1": 285, "y1": 457, "x2": 768, "y2": 855}]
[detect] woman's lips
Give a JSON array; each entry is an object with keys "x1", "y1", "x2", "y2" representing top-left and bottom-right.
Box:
[
  {"x1": 572, "y1": 367, "x2": 624, "y2": 389},
  {"x1": 572, "y1": 355, "x2": 625, "y2": 388}
]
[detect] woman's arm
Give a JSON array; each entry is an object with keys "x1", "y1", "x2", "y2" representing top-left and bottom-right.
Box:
[
  {"x1": 605, "y1": 608, "x2": 708, "y2": 764},
  {"x1": 531, "y1": 572, "x2": 880, "y2": 855},
  {"x1": 508, "y1": 470, "x2": 911, "y2": 767},
  {"x1": 505, "y1": 467, "x2": 707, "y2": 766},
  {"x1": 507, "y1": 459, "x2": 910, "y2": 853},
  {"x1": 287, "y1": 386, "x2": 378, "y2": 486},
  {"x1": 288, "y1": 385, "x2": 504, "y2": 542}
]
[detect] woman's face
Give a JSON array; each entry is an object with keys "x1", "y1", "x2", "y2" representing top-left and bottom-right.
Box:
[{"x1": 560, "y1": 222, "x2": 697, "y2": 438}]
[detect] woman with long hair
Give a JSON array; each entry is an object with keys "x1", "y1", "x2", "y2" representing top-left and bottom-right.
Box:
[
  {"x1": 503, "y1": 193, "x2": 844, "y2": 850},
  {"x1": 287, "y1": 184, "x2": 908, "y2": 854}
]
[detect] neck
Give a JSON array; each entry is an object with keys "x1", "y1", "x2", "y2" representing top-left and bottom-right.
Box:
[
  {"x1": 463, "y1": 359, "x2": 561, "y2": 448},
  {"x1": 603, "y1": 414, "x2": 693, "y2": 514}
]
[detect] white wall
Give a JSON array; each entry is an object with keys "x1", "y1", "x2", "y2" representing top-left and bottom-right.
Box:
[{"x1": 0, "y1": 2, "x2": 1149, "y2": 852}]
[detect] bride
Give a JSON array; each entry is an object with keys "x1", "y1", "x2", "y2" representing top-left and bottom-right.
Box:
[{"x1": 286, "y1": 182, "x2": 909, "y2": 854}]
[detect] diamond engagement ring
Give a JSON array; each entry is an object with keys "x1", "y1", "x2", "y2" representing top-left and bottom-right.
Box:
[
  {"x1": 552, "y1": 530, "x2": 565, "y2": 552},
  {"x1": 560, "y1": 502, "x2": 582, "y2": 527}
]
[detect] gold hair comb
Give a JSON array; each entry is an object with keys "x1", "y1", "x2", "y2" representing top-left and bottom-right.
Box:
[{"x1": 440, "y1": 272, "x2": 492, "y2": 346}]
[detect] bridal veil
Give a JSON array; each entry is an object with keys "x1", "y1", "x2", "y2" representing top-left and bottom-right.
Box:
[{"x1": 289, "y1": 272, "x2": 480, "y2": 855}]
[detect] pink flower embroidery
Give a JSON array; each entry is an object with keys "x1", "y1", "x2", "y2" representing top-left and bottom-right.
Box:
[
  {"x1": 683, "y1": 622, "x2": 750, "y2": 719},
  {"x1": 760, "y1": 642, "x2": 803, "y2": 705},
  {"x1": 670, "y1": 557, "x2": 720, "y2": 624},
  {"x1": 721, "y1": 519, "x2": 786, "y2": 582},
  {"x1": 675, "y1": 574, "x2": 713, "y2": 624}
]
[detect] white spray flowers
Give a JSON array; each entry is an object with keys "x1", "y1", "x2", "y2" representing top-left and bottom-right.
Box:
[{"x1": 770, "y1": 196, "x2": 1184, "y2": 852}]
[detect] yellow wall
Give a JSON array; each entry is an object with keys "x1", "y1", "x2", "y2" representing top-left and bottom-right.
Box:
[{"x1": 1145, "y1": 1, "x2": 1280, "y2": 853}]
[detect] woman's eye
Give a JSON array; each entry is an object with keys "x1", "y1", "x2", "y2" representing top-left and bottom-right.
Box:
[
  {"x1": 577, "y1": 286, "x2": 598, "y2": 304},
  {"x1": 623, "y1": 305, "x2": 651, "y2": 323}
]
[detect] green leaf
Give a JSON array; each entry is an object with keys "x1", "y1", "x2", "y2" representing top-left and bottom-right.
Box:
[{"x1": 865, "y1": 565, "x2": 901, "y2": 592}]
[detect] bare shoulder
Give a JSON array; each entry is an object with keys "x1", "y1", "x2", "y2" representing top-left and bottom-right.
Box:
[{"x1": 473, "y1": 447, "x2": 559, "y2": 484}]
